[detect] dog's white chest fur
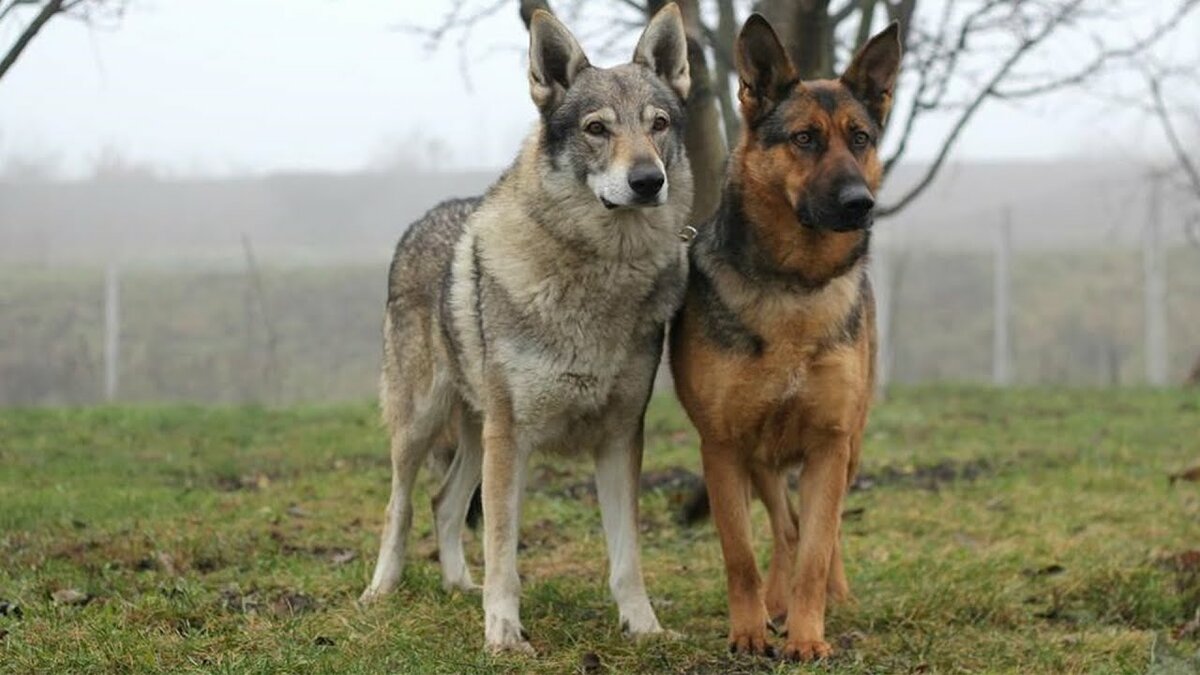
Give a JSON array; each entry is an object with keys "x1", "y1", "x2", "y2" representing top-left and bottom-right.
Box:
[{"x1": 447, "y1": 199, "x2": 683, "y2": 449}]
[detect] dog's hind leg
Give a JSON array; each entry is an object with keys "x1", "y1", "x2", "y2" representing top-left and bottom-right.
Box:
[
  {"x1": 360, "y1": 326, "x2": 451, "y2": 604},
  {"x1": 360, "y1": 422, "x2": 434, "y2": 603},
  {"x1": 595, "y1": 425, "x2": 664, "y2": 637},
  {"x1": 433, "y1": 407, "x2": 483, "y2": 593},
  {"x1": 750, "y1": 465, "x2": 798, "y2": 626}
]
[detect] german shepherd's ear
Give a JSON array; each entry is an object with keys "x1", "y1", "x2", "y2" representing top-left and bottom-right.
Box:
[
  {"x1": 840, "y1": 21, "x2": 901, "y2": 126},
  {"x1": 528, "y1": 10, "x2": 591, "y2": 113},
  {"x1": 632, "y1": 3, "x2": 690, "y2": 101},
  {"x1": 735, "y1": 14, "x2": 798, "y2": 126}
]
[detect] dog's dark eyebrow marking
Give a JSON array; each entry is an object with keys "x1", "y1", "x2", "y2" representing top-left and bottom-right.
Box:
[{"x1": 811, "y1": 87, "x2": 840, "y2": 114}]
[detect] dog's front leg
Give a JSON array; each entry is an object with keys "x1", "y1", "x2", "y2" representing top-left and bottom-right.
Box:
[
  {"x1": 594, "y1": 425, "x2": 664, "y2": 637},
  {"x1": 481, "y1": 404, "x2": 533, "y2": 654},
  {"x1": 702, "y1": 441, "x2": 771, "y2": 656},
  {"x1": 783, "y1": 434, "x2": 850, "y2": 661}
]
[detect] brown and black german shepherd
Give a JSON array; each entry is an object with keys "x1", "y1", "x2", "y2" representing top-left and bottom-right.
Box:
[{"x1": 670, "y1": 15, "x2": 900, "y2": 661}]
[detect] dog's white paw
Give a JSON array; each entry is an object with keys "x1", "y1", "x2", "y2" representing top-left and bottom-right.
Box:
[
  {"x1": 486, "y1": 615, "x2": 534, "y2": 655},
  {"x1": 357, "y1": 586, "x2": 390, "y2": 606},
  {"x1": 620, "y1": 613, "x2": 669, "y2": 639},
  {"x1": 442, "y1": 577, "x2": 481, "y2": 594}
]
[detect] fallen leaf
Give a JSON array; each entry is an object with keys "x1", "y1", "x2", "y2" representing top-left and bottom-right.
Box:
[
  {"x1": 51, "y1": 589, "x2": 90, "y2": 606},
  {"x1": 1170, "y1": 465, "x2": 1200, "y2": 485},
  {"x1": 156, "y1": 552, "x2": 178, "y2": 576},
  {"x1": 1023, "y1": 564, "x2": 1066, "y2": 577},
  {"x1": 313, "y1": 635, "x2": 336, "y2": 647},
  {"x1": 1172, "y1": 615, "x2": 1200, "y2": 640},
  {"x1": 286, "y1": 505, "x2": 310, "y2": 519},
  {"x1": 837, "y1": 630, "x2": 866, "y2": 650},
  {"x1": 1164, "y1": 550, "x2": 1200, "y2": 573},
  {"x1": 329, "y1": 549, "x2": 356, "y2": 566},
  {"x1": 270, "y1": 591, "x2": 316, "y2": 617},
  {"x1": 580, "y1": 651, "x2": 604, "y2": 674}
]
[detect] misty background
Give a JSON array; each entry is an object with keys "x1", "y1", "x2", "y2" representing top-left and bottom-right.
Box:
[{"x1": 1, "y1": 0, "x2": 1198, "y2": 405}]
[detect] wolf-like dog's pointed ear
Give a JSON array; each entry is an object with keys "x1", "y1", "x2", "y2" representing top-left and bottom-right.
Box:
[
  {"x1": 528, "y1": 10, "x2": 591, "y2": 113},
  {"x1": 632, "y1": 3, "x2": 690, "y2": 101},
  {"x1": 735, "y1": 14, "x2": 798, "y2": 126},
  {"x1": 840, "y1": 21, "x2": 901, "y2": 125}
]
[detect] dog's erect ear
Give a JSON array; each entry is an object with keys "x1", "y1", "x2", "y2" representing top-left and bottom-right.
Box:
[
  {"x1": 840, "y1": 21, "x2": 901, "y2": 125},
  {"x1": 528, "y1": 10, "x2": 591, "y2": 113},
  {"x1": 735, "y1": 14, "x2": 798, "y2": 125},
  {"x1": 632, "y1": 3, "x2": 690, "y2": 101}
]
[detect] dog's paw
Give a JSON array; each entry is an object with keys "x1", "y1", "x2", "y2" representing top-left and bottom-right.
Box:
[
  {"x1": 442, "y1": 578, "x2": 481, "y2": 594},
  {"x1": 357, "y1": 586, "x2": 390, "y2": 606},
  {"x1": 782, "y1": 639, "x2": 832, "y2": 661},
  {"x1": 485, "y1": 616, "x2": 534, "y2": 655},
  {"x1": 621, "y1": 618, "x2": 680, "y2": 641},
  {"x1": 727, "y1": 628, "x2": 774, "y2": 657},
  {"x1": 619, "y1": 614, "x2": 666, "y2": 638}
]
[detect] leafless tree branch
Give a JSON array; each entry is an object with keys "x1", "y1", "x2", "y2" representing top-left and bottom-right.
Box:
[
  {"x1": 0, "y1": 0, "x2": 63, "y2": 82},
  {"x1": 878, "y1": 0, "x2": 1088, "y2": 217},
  {"x1": 1147, "y1": 74, "x2": 1200, "y2": 201},
  {"x1": 992, "y1": 0, "x2": 1200, "y2": 100}
]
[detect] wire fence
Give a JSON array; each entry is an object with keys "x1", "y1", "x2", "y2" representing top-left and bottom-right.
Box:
[{"x1": 2, "y1": 232, "x2": 1198, "y2": 406}]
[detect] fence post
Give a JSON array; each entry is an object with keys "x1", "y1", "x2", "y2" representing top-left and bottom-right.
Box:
[
  {"x1": 104, "y1": 263, "x2": 120, "y2": 402},
  {"x1": 993, "y1": 208, "x2": 1013, "y2": 386},
  {"x1": 1144, "y1": 173, "x2": 1168, "y2": 386},
  {"x1": 872, "y1": 247, "x2": 892, "y2": 399}
]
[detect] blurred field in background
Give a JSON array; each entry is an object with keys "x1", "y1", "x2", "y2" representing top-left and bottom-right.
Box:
[{"x1": 3, "y1": 247, "x2": 1198, "y2": 405}]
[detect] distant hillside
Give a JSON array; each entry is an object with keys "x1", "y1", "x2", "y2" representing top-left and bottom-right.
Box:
[{"x1": 0, "y1": 161, "x2": 1193, "y2": 265}]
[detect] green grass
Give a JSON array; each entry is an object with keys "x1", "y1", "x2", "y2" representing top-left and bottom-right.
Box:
[{"x1": 2, "y1": 388, "x2": 1199, "y2": 673}]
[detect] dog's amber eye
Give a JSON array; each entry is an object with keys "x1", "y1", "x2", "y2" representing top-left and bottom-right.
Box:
[
  {"x1": 651, "y1": 115, "x2": 670, "y2": 132},
  {"x1": 852, "y1": 130, "x2": 870, "y2": 148},
  {"x1": 584, "y1": 121, "x2": 607, "y2": 136},
  {"x1": 791, "y1": 131, "x2": 814, "y2": 148}
]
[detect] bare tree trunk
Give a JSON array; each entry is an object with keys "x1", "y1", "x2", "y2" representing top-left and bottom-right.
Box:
[
  {"x1": 759, "y1": 0, "x2": 834, "y2": 79},
  {"x1": 713, "y1": 0, "x2": 739, "y2": 149},
  {"x1": 676, "y1": 0, "x2": 727, "y2": 222}
]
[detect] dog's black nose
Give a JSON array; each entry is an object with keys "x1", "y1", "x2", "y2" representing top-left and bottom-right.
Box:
[
  {"x1": 838, "y1": 183, "x2": 874, "y2": 214},
  {"x1": 628, "y1": 164, "x2": 665, "y2": 199}
]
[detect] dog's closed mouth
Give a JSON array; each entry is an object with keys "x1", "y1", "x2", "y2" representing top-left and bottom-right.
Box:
[{"x1": 601, "y1": 197, "x2": 663, "y2": 211}]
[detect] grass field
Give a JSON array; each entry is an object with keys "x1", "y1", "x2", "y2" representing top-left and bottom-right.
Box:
[{"x1": 2, "y1": 388, "x2": 1199, "y2": 673}]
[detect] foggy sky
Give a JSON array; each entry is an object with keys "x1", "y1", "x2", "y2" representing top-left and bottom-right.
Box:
[{"x1": 0, "y1": 0, "x2": 1195, "y2": 178}]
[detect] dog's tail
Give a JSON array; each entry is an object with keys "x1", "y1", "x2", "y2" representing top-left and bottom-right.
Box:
[
  {"x1": 466, "y1": 486, "x2": 483, "y2": 530},
  {"x1": 678, "y1": 485, "x2": 710, "y2": 526}
]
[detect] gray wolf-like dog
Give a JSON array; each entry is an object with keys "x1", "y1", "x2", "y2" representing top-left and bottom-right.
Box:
[{"x1": 359, "y1": 5, "x2": 693, "y2": 654}]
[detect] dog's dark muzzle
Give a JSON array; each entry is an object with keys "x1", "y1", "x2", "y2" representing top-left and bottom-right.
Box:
[{"x1": 799, "y1": 183, "x2": 876, "y2": 232}]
